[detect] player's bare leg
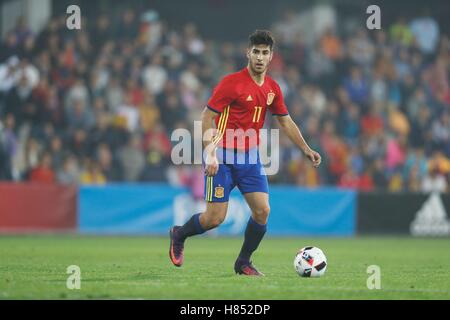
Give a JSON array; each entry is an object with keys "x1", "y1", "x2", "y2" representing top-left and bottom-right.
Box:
[
  {"x1": 169, "y1": 201, "x2": 228, "y2": 267},
  {"x1": 244, "y1": 192, "x2": 270, "y2": 224},
  {"x1": 234, "y1": 192, "x2": 270, "y2": 276},
  {"x1": 199, "y1": 201, "x2": 229, "y2": 229}
]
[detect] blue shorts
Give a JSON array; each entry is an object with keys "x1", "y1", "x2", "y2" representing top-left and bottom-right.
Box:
[{"x1": 204, "y1": 148, "x2": 269, "y2": 202}]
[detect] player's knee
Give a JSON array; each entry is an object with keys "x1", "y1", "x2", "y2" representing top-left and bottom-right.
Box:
[
  {"x1": 203, "y1": 208, "x2": 227, "y2": 229},
  {"x1": 253, "y1": 205, "x2": 270, "y2": 224},
  {"x1": 209, "y1": 215, "x2": 226, "y2": 228}
]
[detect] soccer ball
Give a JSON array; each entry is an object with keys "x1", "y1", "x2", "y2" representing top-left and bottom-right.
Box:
[{"x1": 294, "y1": 246, "x2": 327, "y2": 278}]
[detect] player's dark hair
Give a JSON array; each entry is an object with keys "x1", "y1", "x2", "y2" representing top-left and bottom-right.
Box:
[{"x1": 248, "y1": 30, "x2": 274, "y2": 50}]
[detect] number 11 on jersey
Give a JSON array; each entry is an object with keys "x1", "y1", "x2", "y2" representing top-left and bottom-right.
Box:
[{"x1": 252, "y1": 106, "x2": 263, "y2": 123}]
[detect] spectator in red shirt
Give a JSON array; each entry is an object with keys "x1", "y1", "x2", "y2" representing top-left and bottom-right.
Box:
[
  {"x1": 338, "y1": 168, "x2": 359, "y2": 189},
  {"x1": 29, "y1": 152, "x2": 55, "y2": 183},
  {"x1": 358, "y1": 168, "x2": 375, "y2": 191},
  {"x1": 361, "y1": 103, "x2": 384, "y2": 136}
]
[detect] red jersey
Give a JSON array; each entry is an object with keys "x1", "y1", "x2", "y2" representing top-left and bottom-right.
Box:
[{"x1": 207, "y1": 67, "x2": 289, "y2": 151}]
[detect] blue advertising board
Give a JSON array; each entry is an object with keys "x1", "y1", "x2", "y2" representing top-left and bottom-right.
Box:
[{"x1": 79, "y1": 184, "x2": 355, "y2": 236}]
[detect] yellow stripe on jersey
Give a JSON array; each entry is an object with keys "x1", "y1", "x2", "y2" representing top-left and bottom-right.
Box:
[
  {"x1": 217, "y1": 112, "x2": 225, "y2": 134},
  {"x1": 219, "y1": 106, "x2": 230, "y2": 143},
  {"x1": 220, "y1": 106, "x2": 230, "y2": 136},
  {"x1": 214, "y1": 106, "x2": 228, "y2": 141},
  {"x1": 215, "y1": 109, "x2": 225, "y2": 140},
  {"x1": 212, "y1": 106, "x2": 230, "y2": 145}
]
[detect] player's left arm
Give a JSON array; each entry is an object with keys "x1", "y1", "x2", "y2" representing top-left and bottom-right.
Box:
[
  {"x1": 270, "y1": 82, "x2": 321, "y2": 168},
  {"x1": 275, "y1": 115, "x2": 322, "y2": 168}
]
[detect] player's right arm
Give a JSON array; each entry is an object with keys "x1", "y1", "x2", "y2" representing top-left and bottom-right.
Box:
[
  {"x1": 202, "y1": 107, "x2": 220, "y2": 176},
  {"x1": 202, "y1": 75, "x2": 238, "y2": 176}
]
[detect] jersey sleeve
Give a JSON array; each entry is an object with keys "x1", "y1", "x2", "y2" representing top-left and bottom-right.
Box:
[
  {"x1": 270, "y1": 83, "x2": 289, "y2": 116},
  {"x1": 207, "y1": 76, "x2": 237, "y2": 113}
]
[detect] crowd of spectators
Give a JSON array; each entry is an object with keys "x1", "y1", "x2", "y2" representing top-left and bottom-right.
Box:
[{"x1": 0, "y1": 7, "x2": 449, "y2": 193}]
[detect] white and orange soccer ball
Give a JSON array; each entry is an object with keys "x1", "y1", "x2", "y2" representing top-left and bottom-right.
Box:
[{"x1": 294, "y1": 246, "x2": 327, "y2": 278}]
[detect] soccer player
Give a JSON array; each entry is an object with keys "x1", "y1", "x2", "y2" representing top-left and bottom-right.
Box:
[{"x1": 169, "y1": 30, "x2": 321, "y2": 276}]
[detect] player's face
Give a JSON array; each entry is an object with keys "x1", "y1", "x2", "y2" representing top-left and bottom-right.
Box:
[{"x1": 247, "y1": 45, "x2": 273, "y2": 75}]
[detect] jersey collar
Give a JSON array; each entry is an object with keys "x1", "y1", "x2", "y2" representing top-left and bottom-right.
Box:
[{"x1": 244, "y1": 67, "x2": 265, "y2": 87}]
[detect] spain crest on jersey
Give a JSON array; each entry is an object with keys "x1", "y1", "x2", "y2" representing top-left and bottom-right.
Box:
[
  {"x1": 267, "y1": 92, "x2": 275, "y2": 105},
  {"x1": 214, "y1": 186, "x2": 224, "y2": 198}
]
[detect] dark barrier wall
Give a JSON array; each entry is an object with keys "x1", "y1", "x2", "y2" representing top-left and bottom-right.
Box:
[
  {"x1": 0, "y1": 183, "x2": 77, "y2": 232},
  {"x1": 357, "y1": 192, "x2": 450, "y2": 236}
]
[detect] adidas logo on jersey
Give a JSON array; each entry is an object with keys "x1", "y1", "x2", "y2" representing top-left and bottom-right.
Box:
[
  {"x1": 246, "y1": 95, "x2": 253, "y2": 101},
  {"x1": 410, "y1": 192, "x2": 450, "y2": 236}
]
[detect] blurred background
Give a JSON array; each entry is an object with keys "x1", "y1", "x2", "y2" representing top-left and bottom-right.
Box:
[{"x1": 0, "y1": 0, "x2": 449, "y2": 236}]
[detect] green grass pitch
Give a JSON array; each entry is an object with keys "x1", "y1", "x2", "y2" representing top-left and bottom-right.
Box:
[{"x1": 0, "y1": 235, "x2": 449, "y2": 299}]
